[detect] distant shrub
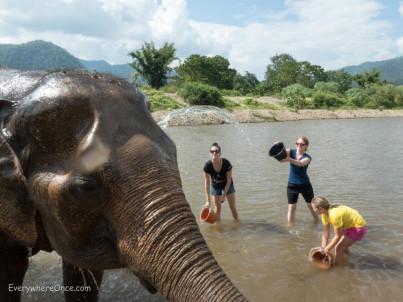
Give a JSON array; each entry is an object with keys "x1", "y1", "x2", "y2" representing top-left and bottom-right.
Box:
[
  {"x1": 141, "y1": 87, "x2": 183, "y2": 111},
  {"x1": 254, "y1": 81, "x2": 272, "y2": 96},
  {"x1": 311, "y1": 91, "x2": 344, "y2": 108},
  {"x1": 365, "y1": 84, "x2": 403, "y2": 108},
  {"x1": 345, "y1": 88, "x2": 368, "y2": 107},
  {"x1": 178, "y1": 82, "x2": 224, "y2": 107},
  {"x1": 313, "y1": 81, "x2": 339, "y2": 94},
  {"x1": 282, "y1": 84, "x2": 312, "y2": 109},
  {"x1": 346, "y1": 84, "x2": 403, "y2": 109}
]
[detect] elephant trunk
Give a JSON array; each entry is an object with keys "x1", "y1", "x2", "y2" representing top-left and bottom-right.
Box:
[{"x1": 115, "y1": 187, "x2": 247, "y2": 302}]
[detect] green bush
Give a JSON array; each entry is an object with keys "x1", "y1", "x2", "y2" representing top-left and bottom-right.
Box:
[
  {"x1": 345, "y1": 88, "x2": 368, "y2": 107},
  {"x1": 311, "y1": 91, "x2": 344, "y2": 108},
  {"x1": 254, "y1": 81, "x2": 272, "y2": 96},
  {"x1": 365, "y1": 84, "x2": 402, "y2": 109},
  {"x1": 346, "y1": 84, "x2": 403, "y2": 108},
  {"x1": 178, "y1": 82, "x2": 224, "y2": 107},
  {"x1": 282, "y1": 84, "x2": 312, "y2": 109},
  {"x1": 314, "y1": 81, "x2": 339, "y2": 93},
  {"x1": 141, "y1": 87, "x2": 183, "y2": 111}
]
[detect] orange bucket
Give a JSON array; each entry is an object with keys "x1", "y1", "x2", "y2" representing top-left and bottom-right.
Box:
[
  {"x1": 200, "y1": 207, "x2": 217, "y2": 224},
  {"x1": 309, "y1": 247, "x2": 334, "y2": 269}
]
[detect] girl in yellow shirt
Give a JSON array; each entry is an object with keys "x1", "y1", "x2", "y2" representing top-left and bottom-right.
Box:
[{"x1": 312, "y1": 196, "x2": 367, "y2": 266}]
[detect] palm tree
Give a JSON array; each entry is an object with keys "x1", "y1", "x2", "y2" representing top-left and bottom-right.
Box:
[{"x1": 129, "y1": 42, "x2": 177, "y2": 89}]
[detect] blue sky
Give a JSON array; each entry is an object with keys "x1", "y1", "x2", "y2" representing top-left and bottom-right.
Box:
[{"x1": 1, "y1": 0, "x2": 403, "y2": 79}]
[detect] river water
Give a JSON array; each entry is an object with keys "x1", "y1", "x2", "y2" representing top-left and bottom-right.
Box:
[{"x1": 23, "y1": 117, "x2": 403, "y2": 301}]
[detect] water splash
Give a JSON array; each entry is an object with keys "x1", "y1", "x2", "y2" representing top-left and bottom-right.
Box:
[
  {"x1": 158, "y1": 106, "x2": 237, "y2": 129},
  {"x1": 158, "y1": 106, "x2": 252, "y2": 144}
]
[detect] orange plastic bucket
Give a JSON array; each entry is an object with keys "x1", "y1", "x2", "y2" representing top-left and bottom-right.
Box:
[
  {"x1": 309, "y1": 247, "x2": 334, "y2": 269},
  {"x1": 200, "y1": 207, "x2": 217, "y2": 224}
]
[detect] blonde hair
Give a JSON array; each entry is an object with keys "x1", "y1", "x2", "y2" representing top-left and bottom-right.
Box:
[
  {"x1": 299, "y1": 136, "x2": 309, "y2": 146},
  {"x1": 312, "y1": 196, "x2": 340, "y2": 210}
]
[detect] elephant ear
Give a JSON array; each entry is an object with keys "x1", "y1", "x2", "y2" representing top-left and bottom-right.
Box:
[{"x1": 0, "y1": 99, "x2": 37, "y2": 247}]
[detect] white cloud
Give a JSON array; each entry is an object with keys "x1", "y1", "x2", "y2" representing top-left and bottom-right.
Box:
[
  {"x1": 397, "y1": 36, "x2": 403, "y2": 52},
  {"x1": 399, "y1": 1, "x2": 403, "y2": 16},
  {"x1": 186, "y1": 0, "x2": 395, "y2": 77},
  {"x1": 0, "y1": 0, "x2": 400, "y2": 78}
]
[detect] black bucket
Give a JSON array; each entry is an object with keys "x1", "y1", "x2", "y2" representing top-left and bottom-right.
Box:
[{"x1": 268, "y1": 142, "x2": 287, "y2": 161}]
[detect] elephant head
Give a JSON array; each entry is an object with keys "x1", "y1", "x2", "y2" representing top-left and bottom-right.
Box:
[{"x1": 0, "y1": 69, "x2": 247, "y2": 301}]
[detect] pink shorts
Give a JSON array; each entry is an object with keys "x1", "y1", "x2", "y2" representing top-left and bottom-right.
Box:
[{"x1": 342, "y1": 226, "x2": 367, "y2": 241}]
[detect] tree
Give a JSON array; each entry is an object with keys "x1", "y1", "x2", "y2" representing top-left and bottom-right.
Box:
[
  {"x1": 296, "y1": 61, "x2": 327, "y2": 88},
  {"x1": 265, "y1": 54, "x2": 299, "y2": 93},
  {"x1": 352, "y1": 69, "x2": 381, "y2": 88},
  {"x1": 128, "y1": 42, "x2": 176, "y2": 89},
  {"x1": 233, "y1": 72, "x2": 259, "y2": 95},
  {"x1": 325, "y1": 70, "x2": 353, "y2": 93},
  {"x1": 176, "y1": 55, "x2": 237, "y2": 89}
]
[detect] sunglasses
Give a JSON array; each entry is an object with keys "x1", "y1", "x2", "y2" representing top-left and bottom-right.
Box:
[
  {"x1": 296, "y1": 142, "x2": 306, "y2": 146},
  {"x1": 210, "y1": 150, "x2": 220, "y2": 154}
]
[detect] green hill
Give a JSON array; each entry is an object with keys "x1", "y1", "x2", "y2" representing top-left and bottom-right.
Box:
[
  {"x1": 80, "y1": 59, "x2": 133, "y2": 79},
  {"x1": 0, "y1": 40, "x2": 135, "y2": 79},
  {"x1": 342, "y1": 56, "x2": 403, "y2": 85},
  {"x1": 0, "y1": 40, "x2": 84, "y2": 70}
]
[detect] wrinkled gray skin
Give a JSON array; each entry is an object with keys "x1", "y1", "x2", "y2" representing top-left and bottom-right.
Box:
[{"x1": 0, "y1": 69, "x2": 248, "y2": 302}]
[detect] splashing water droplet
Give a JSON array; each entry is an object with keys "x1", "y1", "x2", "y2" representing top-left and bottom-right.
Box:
[{"x1": 158, "y1": 106, "x2": 252, "y2": 144}]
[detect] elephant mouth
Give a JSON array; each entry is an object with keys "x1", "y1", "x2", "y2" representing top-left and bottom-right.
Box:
[{"x1": 74, "y1": 236, "x2": 121, "y2": 269}]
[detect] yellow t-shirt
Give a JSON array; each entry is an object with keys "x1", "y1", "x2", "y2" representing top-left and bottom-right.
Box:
[{"x1": 321, "y1": 205, "x2": 366, "y2": 229}]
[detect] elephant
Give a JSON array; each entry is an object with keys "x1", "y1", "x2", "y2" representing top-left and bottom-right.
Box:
[{"x1": 0, "y1": 69, "x2": 248, "y2": 302}]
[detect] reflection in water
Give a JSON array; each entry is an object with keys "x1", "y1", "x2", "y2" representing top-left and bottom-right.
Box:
[{"x1": 23, "y1": 117, "x2": 403, "y2": 302}]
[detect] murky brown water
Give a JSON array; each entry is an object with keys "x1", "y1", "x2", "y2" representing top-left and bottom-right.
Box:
[{"x1": 23, "y1": 117, "x2": 403, "y2": 301}]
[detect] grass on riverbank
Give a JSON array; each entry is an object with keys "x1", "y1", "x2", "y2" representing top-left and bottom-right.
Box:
[{"x1": 142, "y1": 87, "x2": 284, "y2": 112}]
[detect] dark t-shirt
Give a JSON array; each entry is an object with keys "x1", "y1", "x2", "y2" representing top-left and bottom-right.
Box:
[
  {"x1": 288, "y1": 149, "x2": 311, "y2": 184},
  {"x1": 203, "y1": 158, "x2": 233, "y2": 189}
]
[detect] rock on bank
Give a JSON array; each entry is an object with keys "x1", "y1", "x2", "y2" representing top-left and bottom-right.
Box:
[{"x1": 152, "y1": 108, "x2": 403, "y2": 126}]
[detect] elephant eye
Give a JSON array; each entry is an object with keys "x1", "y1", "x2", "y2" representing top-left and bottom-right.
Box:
[{"x1": 69, "y1": 175, "x2": 102, "y2": 197}]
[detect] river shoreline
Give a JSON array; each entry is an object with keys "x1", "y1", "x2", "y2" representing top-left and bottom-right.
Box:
[{"x1": 152, "y1": 108, "x2": 403, "y2": 126}]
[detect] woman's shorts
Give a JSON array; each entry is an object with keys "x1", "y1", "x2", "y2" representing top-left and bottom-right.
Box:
[
  {"x1": 287, "y1": 182, "x2": 314, "y2": 204},
  {"x1": 211, "y1": 183, "x2": 236, "y2": 196},
  {"x1": 342, "y1": 226, "x2": 367, "y2": 241}
]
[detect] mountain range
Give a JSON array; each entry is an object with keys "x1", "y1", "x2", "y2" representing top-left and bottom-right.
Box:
[
  {"x1": 1, "y1": 40, "x2": 403, "y2": 85},
  {"x1": 342, "y1": 56, "x2": 403, "y2": 85},
  {"x1": 0, "y1": 40, "x2": 134, "y2": 79}
]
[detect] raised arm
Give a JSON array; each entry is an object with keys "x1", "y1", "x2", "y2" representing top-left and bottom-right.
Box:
[
  {"x1": 279, "y1": 148, "x2": 291, "y2": 163},
  {"x1": 289, "y1": 156, "x2": 310, "y2": 167}
]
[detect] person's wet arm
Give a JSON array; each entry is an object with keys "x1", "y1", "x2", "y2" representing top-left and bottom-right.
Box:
[
  {"x1": 324, "y1": 227, "x2": 342, "y2": 254},
  {"x1": 280, "y1": 149, "x2": 291, "y2": 163},
  {"x1": 204, "y1": 172, "x2": 211, "y2": 207},
  {"x1": 321, "y1": 223, "x2": 330, "y2": 249},
  {"x1": 290, "y1": 157, "x2": 310, "y2": 167},
  {"x1": 222, "y1": 170, "x2": 233, "y2": 202}
]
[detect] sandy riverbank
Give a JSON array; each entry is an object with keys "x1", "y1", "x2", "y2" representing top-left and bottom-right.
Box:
[{"x1": 152, "y1": 108, "x2": 403, "y2": 126}]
